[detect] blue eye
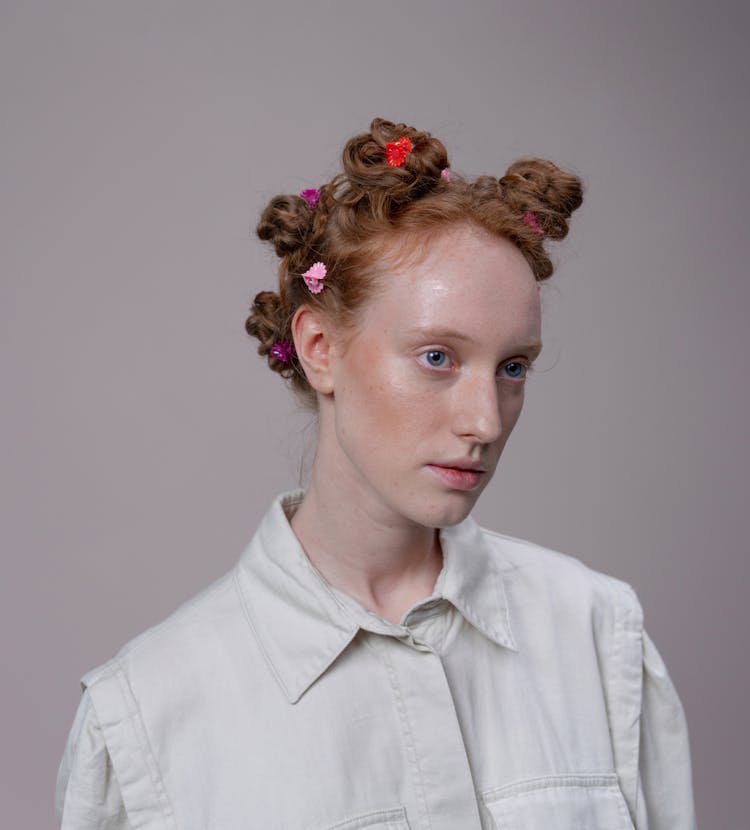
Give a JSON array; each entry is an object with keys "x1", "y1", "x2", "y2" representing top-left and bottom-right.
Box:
[
  {"x1": 501, "y1": 362, "x2": 528, "y2": 379},
  {"x1": 419, "y1": 350, "x2": 450, "y2": 369}
]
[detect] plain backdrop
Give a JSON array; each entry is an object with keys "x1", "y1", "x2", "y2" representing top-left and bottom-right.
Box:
[{"x1": 2, "y1": 2, "x2": 748, "y2": 827}]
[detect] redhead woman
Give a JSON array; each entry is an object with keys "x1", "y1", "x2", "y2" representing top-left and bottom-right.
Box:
[{"x1": 56, "y1": 119, "x2": 697, "y2": 829}]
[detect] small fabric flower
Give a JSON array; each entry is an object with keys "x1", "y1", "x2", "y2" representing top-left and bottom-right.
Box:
[
  {"x1": 441, "y1": 167, "x2": 451, "y2": 181},
  {"x1": 299, "y1": 188, "x2": 320, "y2": 208},
  {"x1": 302, "y1": 261, "x2": 327, "y2": 294},
  {"x1": 523, "y1": 212, "x2": 544, "y2": 235},
  {"x1": 385, "y1": 136, "x2": 413, "y2": 167},
  {"x1": 270, "y1": 339, "x2": 296, "y2": 363}
]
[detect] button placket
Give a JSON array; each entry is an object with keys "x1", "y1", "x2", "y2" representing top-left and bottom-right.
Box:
[{"x1": 379, "y1": 637, "x2": 484, "y2": 830}]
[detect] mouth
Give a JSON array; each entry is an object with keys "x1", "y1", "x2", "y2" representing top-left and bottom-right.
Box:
[{"x1": 426, "y1": 464, "x2": 486, "y2": 491}]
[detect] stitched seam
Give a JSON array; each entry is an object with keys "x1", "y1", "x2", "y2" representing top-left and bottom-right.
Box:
[
  {"x1": 483, "y1": 772, "x2": 619, "y2": 801},
  {"x1": 614, "y1": 784, "x2": 634, "y2": 827},
  {"x1": 324, "y1": 805, "x2": 408, "y2": 829},
  {"x1": 624, "y1": 584, "x2": 644, "y2": 822},
  {"x1": 59, "y1": 688, "x2": 95, "y2": 821},
  {"x1": 462, "y1": 569, "x2": 516, "y2": 649},
  {"x1": 446, "y1": 539, "x2": 517, "y2": 650},
  {"x1": 609, "y1": 579, "x2": 625, "y2": 756},
  {"x1": 614, "y1": 581, "x2": 644, "y2": 825},
  {"x1": 379, "y1": 641, "x2": 432, "y2": 830},
  {"x1": 111, "y1": 662, "x2": 177, "y2": 828},
  {"x1": 232, "y1": 565, "x2": 292, "y2": 700}
]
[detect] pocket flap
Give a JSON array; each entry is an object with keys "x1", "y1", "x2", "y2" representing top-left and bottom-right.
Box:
[
  {"x1": 482, "y1": 773, "x2": 634, "y2": 830},
  {"x1": 326, "y1": 806, "x2": 411, "y2": 830}
]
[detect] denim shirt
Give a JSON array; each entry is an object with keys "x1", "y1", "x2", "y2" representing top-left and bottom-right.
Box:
[{"x1": 56, "y1": 489, "x2": 697, "y2": 829}]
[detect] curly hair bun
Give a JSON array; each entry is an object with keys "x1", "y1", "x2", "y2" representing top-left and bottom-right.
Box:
[
  {"x1": 337, "y1": 118, "x2": 450, "y2": 214},
  {"x1": 244, "y1": 290, "x2": 295, "y2": 377},
  {"x1": 499, "y1": 158, "x2": 584, "y2": 240},
  {"x1": 256, "y1": 194, "x2": 316, "y2": 258}
]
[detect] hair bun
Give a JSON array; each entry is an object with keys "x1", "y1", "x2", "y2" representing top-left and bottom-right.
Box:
[
  {"x1": 500, "y1": 158, "x2": 584, "y2": 240},
  {"x1": 256, "y1": 194, "x2": 315, "y2": 257},
  {"x1": 244, "y1": 290, "x2": 295, "y2": 376},
  {"x1": 337, "y1": 118, "x2": 450, "y2": 214}
]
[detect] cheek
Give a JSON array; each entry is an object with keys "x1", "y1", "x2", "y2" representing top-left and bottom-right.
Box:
[
  {"x1": 500, "y1": 389, "x2": 526, "y2": 435},
  {"x1": 339, "y1": 360, "x2": 436, "y2": 455},
  {"x1": 376, "y1": 364, "x2": 449, "y2": 440}
]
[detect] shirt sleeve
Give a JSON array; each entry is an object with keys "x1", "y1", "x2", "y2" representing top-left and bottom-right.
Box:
[
  {"x1": 56, "y1": 688, "x2": 132, "y2": 830},
  {"x1": 637, "y1": 627, "x2": 698, "y2": 829}
]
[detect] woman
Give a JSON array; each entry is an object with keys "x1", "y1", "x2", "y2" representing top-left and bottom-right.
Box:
[{"x1": 56, "y1": 119, "x2": 697, "y2": 829}]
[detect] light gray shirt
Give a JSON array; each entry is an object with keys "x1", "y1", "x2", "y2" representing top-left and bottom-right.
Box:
[{"x1": 56, "y1": 489, "x2": 697, "y2": 829}]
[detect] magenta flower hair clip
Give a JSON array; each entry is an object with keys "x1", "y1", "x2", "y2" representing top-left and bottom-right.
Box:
[
  {"x1": 385, "y1": 136, "x2": 413, "y2": 168},
  {"x1": 301, "y1": 261, "x2": 327, "y2": 294},
  {"x1": 270, "y1": 339, "x2": 296, "y2": 363},
  {"x1": 441, "y1": 167, "x2": 451, "y2": 182},
  {"x1": 523, "y1": 211, "x2": 544, "y2": 236},
  {"x1": 299, "y1": 188, "x2": 320, "y2": 209}
]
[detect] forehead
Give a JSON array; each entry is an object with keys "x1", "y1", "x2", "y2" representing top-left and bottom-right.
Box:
[{"x1": 363, "y1": 225, "x2": 541, "y2": 339}]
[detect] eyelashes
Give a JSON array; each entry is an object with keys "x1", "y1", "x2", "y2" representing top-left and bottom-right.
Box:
[{"x1": 416, "y1": 350, "x2": 532, "y2": 379}]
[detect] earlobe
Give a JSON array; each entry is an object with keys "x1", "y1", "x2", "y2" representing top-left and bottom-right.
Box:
[{"x1": 291, "y1": 305, "x2": 335, "y2": 395}]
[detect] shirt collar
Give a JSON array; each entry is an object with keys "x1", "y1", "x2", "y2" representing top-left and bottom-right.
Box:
[{"x1": 234, "y1": 489, "x2": 518, "y2": 704}]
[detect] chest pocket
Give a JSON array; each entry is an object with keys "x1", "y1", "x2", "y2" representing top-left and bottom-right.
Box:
[
  {"x1": 325, "y1": 806, "x2": 411, "y2": 830},
  {"x1": 481, "y1": 773, "x2": 635, "y2": 830}
]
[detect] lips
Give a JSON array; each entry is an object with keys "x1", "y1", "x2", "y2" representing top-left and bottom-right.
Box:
[
  {"x1": 434, "y1": 459, "x2": 486, "y2": 472},
  {"x1": 426, "y1": 463, "x2": 486, "y2": 491}
]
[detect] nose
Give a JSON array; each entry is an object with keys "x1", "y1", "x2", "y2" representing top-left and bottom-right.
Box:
[{"x1": 452, "y1": 373, "x2": 503, "y2": 445}]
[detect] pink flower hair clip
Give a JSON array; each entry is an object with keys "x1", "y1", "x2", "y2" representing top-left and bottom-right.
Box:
[
  {"x1": 523, "y1": 211, "x2": 544, "y2": 236},
  {"x1": 441, "y1": 168, "x2": 451, "y2": 182},
  {"x1": 299, "y1": 188, "x2": 320, "y2": 209},
  {"x1": 385, "y1": 136, "x2": 412, "y2": 167},
  {"x1": 301, "y1": 261, "x2": 327, "y2": 294},
  {"x1": 270, "y1": 339, "x2": 296, "y2": 363}
]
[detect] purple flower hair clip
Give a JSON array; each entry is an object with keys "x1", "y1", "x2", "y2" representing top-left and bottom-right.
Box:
[
  {"x1": 270, "y1": 339, "x2": 296, "y2": 363},
  {"x1": 523, "y1": 211, "x2": 544, "y2": 236},
  {"x1": 302, "y1": 261, "x2": 327, "y2": 294},
  {"x1": 299, "y1": 188, "x2": 320, "y2": 209}
]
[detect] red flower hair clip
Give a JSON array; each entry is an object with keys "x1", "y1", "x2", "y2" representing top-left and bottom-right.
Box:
[{"x1": 385, "y1": 136, "x2": 413, "y2": 167}]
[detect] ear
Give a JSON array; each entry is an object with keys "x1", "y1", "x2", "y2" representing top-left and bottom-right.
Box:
[{"x1": 291, "y1": 305, "x2": 335, "y2": 396}]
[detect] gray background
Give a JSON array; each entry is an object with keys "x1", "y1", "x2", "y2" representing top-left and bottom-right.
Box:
[{"x1": 2, "y1": 2, "x2": 747, "y2": 827}]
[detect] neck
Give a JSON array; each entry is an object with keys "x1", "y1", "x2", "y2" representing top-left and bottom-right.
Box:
[{"x1": 290, "y1": 445, "x2": 444, "y2": 625}]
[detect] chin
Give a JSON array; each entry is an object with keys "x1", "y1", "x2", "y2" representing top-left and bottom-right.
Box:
[{"x1": 404, "y1": 490, "x2": 481, "y2": 530}]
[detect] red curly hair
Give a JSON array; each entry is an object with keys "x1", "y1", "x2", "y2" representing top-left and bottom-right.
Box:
[{"x1": 246, "y1": 118, "x2": 584, "y2": 409}]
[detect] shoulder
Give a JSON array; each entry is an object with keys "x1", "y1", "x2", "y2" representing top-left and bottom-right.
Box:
[
  {"x1": 82, "y1": 566, "x2": 246, "y2": 693},
  {"x1": 64, "y1": 565, "x2": 268, "y2": 826},
  {"x1": 477, "y1": 524, "x2": 645, "y2": 638}
]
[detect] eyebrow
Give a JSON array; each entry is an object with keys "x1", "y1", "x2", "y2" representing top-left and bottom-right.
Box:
[{"x1": 406, "y1": 326, "x2": 543, "y2": 356}]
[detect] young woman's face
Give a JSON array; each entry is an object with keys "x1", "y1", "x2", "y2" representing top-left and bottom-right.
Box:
[{"x1": 326, "y1": 223, "x2": 543, "y2": 529}]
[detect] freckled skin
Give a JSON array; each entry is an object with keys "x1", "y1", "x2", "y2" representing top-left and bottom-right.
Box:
[{"x1": 320, "y1": 223, "x2": 542, "y2": 531}]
